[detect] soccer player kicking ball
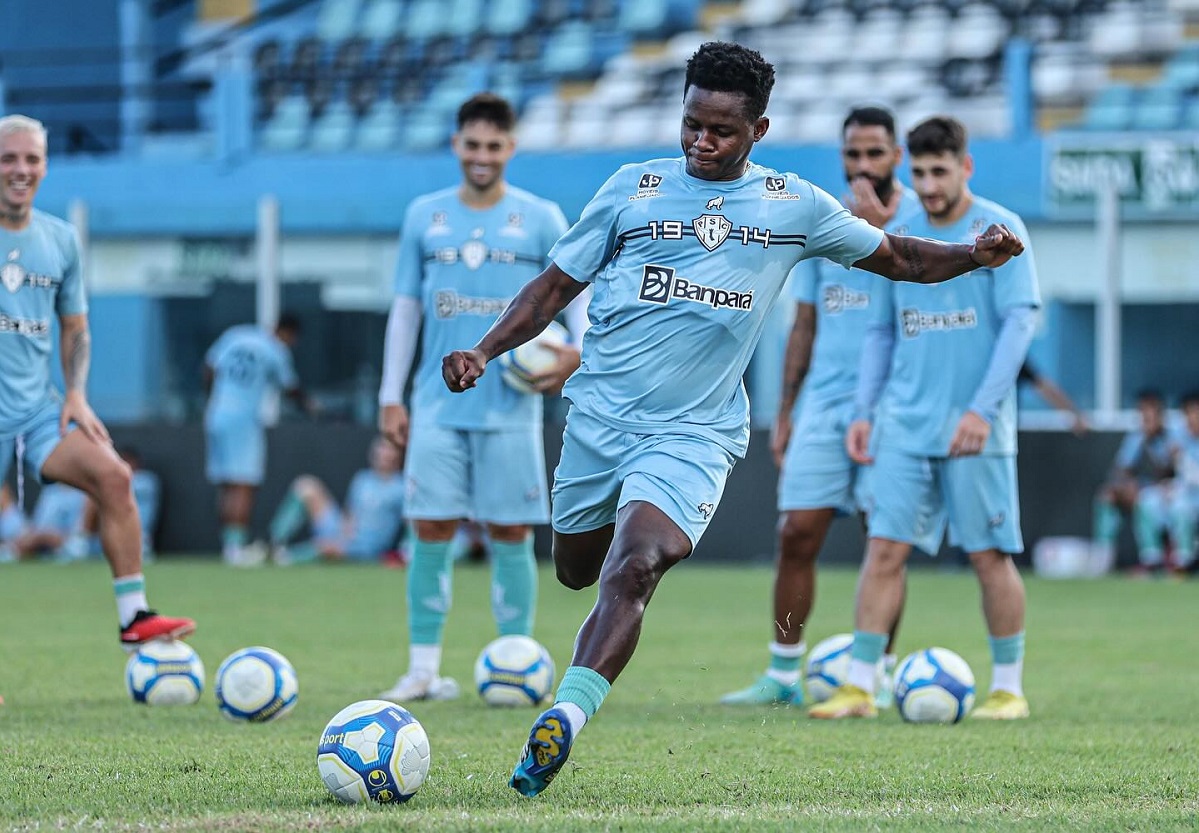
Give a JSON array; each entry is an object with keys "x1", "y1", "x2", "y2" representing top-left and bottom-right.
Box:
[
  {"x1": 721, "y1": 105, "x2": 922, "y2": 709},
  {"x1": 809, "y1": 116, "x2": 1040, "y2": 722},
  {"x1": 0, "y1": 115, "x2": 194, "y2": 648},
  {"x1": 442, "y1": 44, "x2": 1025, "y2": 797}
]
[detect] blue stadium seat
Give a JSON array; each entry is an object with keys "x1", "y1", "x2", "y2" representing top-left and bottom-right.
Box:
[
  {"x1": 1182, "y1": 95, "x2": 1199, "y2": 130},
  {"x1": 541, "y1": 21, "x2": 598, "y2": 79},
  {"x1": 259, "y1": 94, "x2": 311, "y2": 152},
  {"x1": 445, "y1": 0, "x2": 486, "y2": 38},
  {"x1": 486, "y1": 0, "x2": 535, "y2": 37},
  {"x1": 617, "y1": 0, "x2": 695, "y2": 39},
  {"x1": 1160, "y1": 45, "x2": 1199, "y2": 92},
  {"x1": 359, "y1": 0, "x2": 405, "y2": 41},
  {"x1": 425, "y1": 62, "x2": 492, "y2": 114},
  {"x1": 401, "y1": 109, "x2": 452, "y2": 151},
  {"x1": 1081, "y1": 84, "x2": 1136, "y2": 130},
  {"x1": 1131, "y1": 85, "x2": 1183, "y2": 131},
  {"x1": 406, "y1": 0, "x2": 447, "y2": 40},
  {"x1": 309, "y1": 100, "x2": 356, "y2": 151},
  {"x1": 316, "y1": 0, "x2": 364, "y2": 41},
  {"x1": 355, "y1": 101, "x2": 403, "y2": 150}
]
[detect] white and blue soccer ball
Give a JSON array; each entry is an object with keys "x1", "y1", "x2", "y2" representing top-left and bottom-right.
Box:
[
  {"x1": 125, "y1": 640, "x2": 204, "y2": 706},
  {"x1": 317, "y1": 699, "x2": 431, "y2": 804},
  {"x1": 804, "y1": 634, "x2": 854, "y2": 703},
  {"x1": 474, "y1": 635, "x2": 555, "y2": 707},
  {"x1": 215, "y1": 646, "x2": 298, "y2": 722},
  {"x1": 498, "y1": 321, "x2": 569, "y2": 394},
  {"x1": 894, "y1": 647, "x2": 976, "y2": 724}
]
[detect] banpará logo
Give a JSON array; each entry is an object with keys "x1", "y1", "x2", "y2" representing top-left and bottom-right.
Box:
[
  {"x1": 822, "y1": 284, "x2": 870, "y2": 314},
  {"x1": 0, "y1": 314, "x2": 50, "y2": 337},
  {"x1": 434, "y1": 290, "x2": 511, "y2": 319},
  {"x1": 637, "y1": 264, "x2": 754, "y2": 311},
  {"x1": 900, "y1": 307, "x2": 978, "y2": 337}
]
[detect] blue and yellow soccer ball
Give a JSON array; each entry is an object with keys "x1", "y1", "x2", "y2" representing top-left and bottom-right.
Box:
[
  {"x1": 498, "y1": 321, "x2": 569, "y2": 394},
  {"x1": 317, "y1": 699, "x2": 431, "y2": 804},
  {"x1": 474, "y1": 635, "x2": 555, "y2": 707},
  {"x1": 215, "y1": 646, "x2": 298, "y2": 722},
  {"x1": 894, "y1": 647, "x2": 976, "y2": 724},
  {"x1": 804, "y1": 633, "x2": 854, "y2": 703},
  {"x1": 125, "y1": 640, "x2": 204, "y2": 706}
]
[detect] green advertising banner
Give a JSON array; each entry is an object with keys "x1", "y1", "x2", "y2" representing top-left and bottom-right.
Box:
[{"x1": 1047, "y1": 137, "x2": 1199, "y2": 217}]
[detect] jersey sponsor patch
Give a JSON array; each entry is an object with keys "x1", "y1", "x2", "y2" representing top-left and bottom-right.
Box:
[
  {"x1": 822, "y1": 284, "x2": 870, "y2": 314},
  {"x1": 900, "y1": 307, "x2": 978, "y2": 338},
  {"x1": 637, "y1": 264, "x2": 754, "y2": 311}
]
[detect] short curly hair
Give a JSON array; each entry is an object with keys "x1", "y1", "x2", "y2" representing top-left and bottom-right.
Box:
[
  {"x1": 457, "y1": 93, "x2": 516, "y2": 131},
  {"x1": 907, "y1": 116, "x2": 968, "y2": 158},
  {"x1": 683, "y1": 42, "x2": 775, "y2": 121}
]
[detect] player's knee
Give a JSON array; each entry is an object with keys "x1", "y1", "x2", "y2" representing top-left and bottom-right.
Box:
[
  {"x1": 95, "y1": 459, "x2": 134, "y2": 509},
  {"x1": 553, "y1": 553, "x2": 598, "y2": 591},
  {"x1": 602, "y1": 539, "x2": 686, "y2": 600},
  {"x1": 778, "y1": 515, "x2": 821, "y2": 564},
  {"x1": 292, "y1": 475, "x2": 321, "y2": 498},
  {"x1": 865, "y1": 540, "x2": 909, "y2": 574},
  {"x1": 967, "y1": 548, "x2": 1011, "y2": 575}
]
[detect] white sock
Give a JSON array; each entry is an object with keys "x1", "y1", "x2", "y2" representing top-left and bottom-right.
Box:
[
  {"x1": 990, "y1": 661, "x2": 1024, "y2": 697},
  {"x1": 847, "y1": 658, "x2": 878, "y2": 694},
  {"x1": 765, "y1": 640, "x2": 805, "y2": 685},
  {"x1": 882, "y1": 653, "x2": 898, "y2": 673},
  {"x1": 409, "y1": 644, "x2": 441, "y2": 678},
  {"x1": 553, "y1": 701, "x2": 588, "y2": 734}
]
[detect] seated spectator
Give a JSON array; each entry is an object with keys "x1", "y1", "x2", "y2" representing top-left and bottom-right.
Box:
[
  {"x1": 9, "y1": 482, "x2": 87, "y2": 560},
  {"x1": 0, "y1": 484, "x2": 27, "y2": 562},
  {"x1": 1167, "y1": 391, "x2": 1199, "y2": 573},
  {"x1": 1094, "y1": 389, "x2": 1174, "y2": 565},
  {"x1": 62, "y1": 446, "x2": 161, "y2": 562},
  {"x1": 268, "y1": 436, "x2": 406, "y2": 564}
]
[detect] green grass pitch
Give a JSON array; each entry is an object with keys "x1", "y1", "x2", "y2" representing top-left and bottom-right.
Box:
[{"x1": 1, "y1": 560, "x2": 1195, "y2": 831}]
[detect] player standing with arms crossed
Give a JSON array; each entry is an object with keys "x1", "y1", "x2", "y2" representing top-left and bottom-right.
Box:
[
  {"x1": 810, "y1": 116, "x2": 1041, "y2": 721},
  {"x1": 721, "y1": 105, "x2": 921, "y2": 708},
  {"x1": 377, "y1": 93, "x2": 585, "y2": 702},
  {"x1": 0, "y1": 115, "x2": 194, "y2": 647},
  {"x1": 441, "y1": 44, "x2": 1026, "y2": 795}
]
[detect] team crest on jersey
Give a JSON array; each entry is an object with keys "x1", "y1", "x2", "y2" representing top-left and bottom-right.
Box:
[
  {"x1": 692, "y1": 214, "x2": 732, "y2": 251},
  {"x1": 969, "y1": 217, "x2": 987, "y2": 236},
  {"x1": 460, "y1": 239, "x2": 488, "y2": 270},
  {"x1": 1, "y1": 251, "x2": 25, "y2": 293}
]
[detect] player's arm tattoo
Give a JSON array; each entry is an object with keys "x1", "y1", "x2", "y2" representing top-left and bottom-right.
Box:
[
  {"x1": 476, "y1": 264, "x2": 587, "y2": 360},
  {"x1": 779, "y1": 303, "x2": 815, "y2": 414},
  {"x1": 60, "y1": 315, "x2": 91, "y2": 393},
  {"x1": 857, "y1": 234, "x2": 978, "y2": 285}
]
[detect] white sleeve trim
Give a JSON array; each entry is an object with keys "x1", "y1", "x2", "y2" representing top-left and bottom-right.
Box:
[{"x1": 378, "y1": 296, "x2": 422, "y2": 406}]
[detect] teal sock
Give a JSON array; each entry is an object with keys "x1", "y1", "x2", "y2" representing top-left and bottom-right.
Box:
[
  {"x1": 222, "y1": 526, "x2": 247, "y2": 549},
  {"x1": 1171, "y1": 505, "x2": 1196, "y2": 566},
  {"x1": 285, "y1": 541, "x2": 321, "y2": 564},
  {"x1": 408, "y1": 539, "x2": 452, "y2": 645},
  {"x1": 270, "y1": 492, "x2": 308, "y2": 545},
  {"x1": 988, "y1": 632, "x2": 1025, "y2": 665},
  {"x1": 113, "y1": 574, "x2": 148, "y2": 629},
  {"x1": 850, "y1": 631, "x2": 888, "y2": 665},
  {"x1": 1093, "y1": 500, "x2": 1122, "y2": 545},
  {"x1": 490, "y1": 535, "x2": 537, "y2": 636},
  {"x1": 555, "y1": 665, "x2": 611, "y2": 719},
  {"x1": 1133, "y1": 504, "x2": 1163, "y2": 565}
]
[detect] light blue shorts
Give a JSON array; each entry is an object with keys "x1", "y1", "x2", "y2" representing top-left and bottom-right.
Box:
[
  {"x1": 551, "y1": 408, "x2": 736, "y2": 549},
  {"x1": 311, "y1": 505, "x2": 388, "y2": 561},
  {"x1": 0, "y1": 400, "x2": 70, "y2": 486},
  {"x1": 204, "y1": 410, "x2": 265, "y2": 486},
  {"x1": 864, "y1": 447, "x2": 1024, "y2": 556},
  {"x1": 778, "y1": 402, "x2": 868, "y2": 515},
  {"x1": 405, "y1": 420, "x2": 549, "y2": 525}
]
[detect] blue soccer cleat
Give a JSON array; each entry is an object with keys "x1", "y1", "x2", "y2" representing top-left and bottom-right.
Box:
[{"x1": 509, "y1": 707, "x2": 574, "y2": 797}]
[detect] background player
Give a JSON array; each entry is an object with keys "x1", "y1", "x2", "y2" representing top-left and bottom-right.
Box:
[
  {"x1": 203, "y1": 313, "x2": 307, "y2": 565},
  {"x1": 268, "y1": 434, "x2": 406, "y2": 564},
  {"x1": 440, "y1": 44, "x2": 1026, "y2": 796},
  {"x1": 0, "y1": 114, "x2": 192, "y2": 647},
  {"x1": 811, "y1": 115, "x2": 1040, "y2": 722},
  {"x1": 376, "y1": 93, "x2": 585, "y2": 702},
  {"x1": 721, "y1": 105, "x2": 921, "y2": 708},
  {"x1": 62, "y1": 445, "x2": 161, "y2": 562},
  {"x1": 7, "y1": 481, "x2": 85, "y2": 560}
]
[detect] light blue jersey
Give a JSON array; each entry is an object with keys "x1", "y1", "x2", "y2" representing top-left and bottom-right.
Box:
[
  {"x1": 872, "y1": 197, "x2": 1041, "y2": 457},
  {"x1": 1175, "y1": 429, "x2": 1199, "y2": 488},
  {"x1": 789, "y1": 187, "x2": 923, "y2": 417},
  {"x1": 1114, "y1": 429, "x2": 1175, "y2": 484},
  {"x1": 204, "y1": 324, "x2": 297, "y2": 421},
  {"x1": 31, "y1": 483, "x2": 86, "y2": 534},
  {"x1": 396, "y1": 186, "x2": 568, "y2": 429},
  {"x1": 132, "y1": 469, "x2": 161, "y2": 547},
  {"x1": 551, "y1": 158, "x2": 884, "y2": 457},
  {"x1": 345, "y1": 469, "x2": 405, "y2": 552},
  {"x1": 0, "y1": 209, "x2": 87, "y2": 433}
]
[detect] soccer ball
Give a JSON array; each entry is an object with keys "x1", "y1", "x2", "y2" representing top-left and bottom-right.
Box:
[
  {"x1": 317, "y1": 699, "x2": 431, "y2": 804},
  {"x1": 894, "y1": 647, "x2": 976, "y2": 724},
  {"x1": 474, "y1": 635, "x2": 555, "y2": 707},
  {"x1": 215, "y1": 646, "x2": 298, "y2": 722},
  {"x1": 498, "y1": 321, "x2": 569, "y2": 394},
  {"x1": 804, "y1": 634, "x2": 854, "y2": 703},
  {"x1": 125, "y1": 640, "x2": 204, "y2": 705}
]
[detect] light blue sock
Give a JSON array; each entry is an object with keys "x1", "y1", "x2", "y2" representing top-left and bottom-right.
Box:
[
  {"x1": 988, "y1": 632, "x2": 1025, "y2": 665},
  {"x1": 408, "y1": 540, "x2": 452, "y2": 645},
  {"x1": 1133, "y1": 503, "x2": 1164, "y2": 566},
  {"x1": 283, "y1": 541, "x2": 321, "y2": 564},
  {"x1": 490, "y1": 535, "x2": 537, "y2": 637},
  {"x1": 222, "y1": 525, "x2": 247, "y2": 550},
  {"x1": 269, "y1": 492, "x2": 308, "y2": 545},
  {"x1": 555, "y1": 665, "x2": 611, "y2": 719},
  {"x1": 1171, "y1": 504, "x2": 1196, "y2": 567}
]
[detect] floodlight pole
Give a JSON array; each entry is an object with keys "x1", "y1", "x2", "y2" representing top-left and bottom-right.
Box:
[
  {"x1": 1095, "y1": 181, "x2": 1121, "y2": 420},
  {"x1": 256, "y1": 194, "x2": 280, "y2": 330}
]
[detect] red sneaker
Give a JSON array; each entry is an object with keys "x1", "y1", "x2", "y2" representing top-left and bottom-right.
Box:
[{"x1": 119, "y1": 609, "x2": 196, "y2": 649}]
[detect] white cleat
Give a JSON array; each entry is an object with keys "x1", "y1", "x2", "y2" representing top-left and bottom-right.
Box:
[
  {"x1": 224, "y1": 542, "x2": 268, "y2": 568},
  {"x1": 380, "y1": 672, "x2": 460, "y2": 703}
]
